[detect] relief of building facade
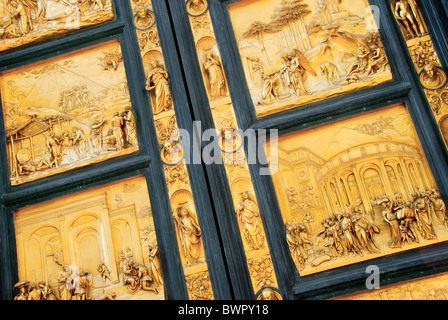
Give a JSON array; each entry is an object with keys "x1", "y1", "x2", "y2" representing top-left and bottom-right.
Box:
[
  {"x1": 228, "y1": 0, "x2": 393, "y2": 117},
  {"x1": 265, "y1": 103, "x2": 448, "y2": 275},
  {"x1": 13, "y1": 175, "x2": 164, "y2": 300}
]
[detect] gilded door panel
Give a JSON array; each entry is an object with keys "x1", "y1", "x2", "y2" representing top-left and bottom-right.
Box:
[
  {"x1": 185, "y1": 0, "x2": 280, "y2": 297},
  {"x1": 128, "y1": 0, "x2": 214, "y2": 300},
  {"x1": 265, "y1": 103, "x2": 448, "y2": 276},
  {"x1": 390, "y1": 0, "x2": 448, "y2": 150},
  {"x1": 13, "y1": 174, "x2": 165, "y2": 300},
  {"x1": 1, "y1": 39, "x2": 139, "y2": 186},
  {"x1": 227, "y1": 0, "x2": 393, "y2": 118},
  {"x1": 0, "y1": 0, "x2": 115, "y2": 53},
  {"x1": 334, "y1": 271, "x2": 448, "y2": 300}
]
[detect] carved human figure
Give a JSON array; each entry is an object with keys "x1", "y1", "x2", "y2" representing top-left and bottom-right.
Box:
[
  {"x1": 73, "y1": 269, "x2": 92, "y2": 300},
  {"x1": 430, "y1": 190, "x2": 448, "y2": 228},
  {"x1": 90, "y1": 116, "x2": 106, "y2": 155},
  {"x1": 393, "y1": 0, "x2": 424, "y2": 39},
  {"x1": 111, "y1": 112, "x2": 125, "y2": 150},
  {"x1": 13, "y1": 281, "x2": 29, "y2": 300},
  {"x1": 71, "y1": 127, "x2": 89, "y2": 159},
  {"x1": 9, "y1": 0, "x2": 33, "y2": 36},
  {"x1": 420, "y1": 63, "x2": 447, "y2": 90},
  {"x1": 57, "y1": 264, "x2": 72, "y2": 300},
  {"x1": 380, "y1": 196, "x2": 402, "y2": 248},
  {"x1": 46, "y1": 132, "x2": 62, "y2": 168},
  {"x1": 147, "y1": 242, "x2": 163, "y2": 290},
  {"x1": 412, "y1": 192, "x2": 437, "y2": 240},
  {"x1": 122, "y1": 106, "x2": 137, "y2": 147},
  {"x1": 97, "y1": 263, "x2": 112, "y2": 282},
  {"x1": 173, "y1": 206, "x2": 203, "y2": 265},
  {"x1": 204, "y1": 53, "x2": 227, "y2": 100},
  {"x1": 235, "y1": 191, "x2": 265, "y2": 250},
  {"x1": 134, "y1": 6, "x2": 153, "y2": 29},
  {"x1": 146, "y1": 60, "x2": 173, "y2": 114},
  {"x1": 340, "y1": 212, "x2": 363, "y2": 255}
]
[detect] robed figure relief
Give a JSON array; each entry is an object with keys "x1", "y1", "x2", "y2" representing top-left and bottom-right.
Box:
[
  {"x1": 145, "y1": 60, "x2": 173, "y2": 115},
  {"x1": 173, "y1": 205, "x2": 203, "y2": 265},
  {"x1": 235, "y1": 192, "x2": 265, "y2": 250},
  {"x1": 204, "y1": 53, "x2": 227, "y2": 100}
]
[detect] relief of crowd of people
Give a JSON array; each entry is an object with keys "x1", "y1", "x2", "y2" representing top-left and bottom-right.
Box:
[
  {"x1": 286, "y1": 188, "x2": 447, "y2": 271},
  {"x1": 17, "y1": 106, "x2": 137, "y2": 177}
]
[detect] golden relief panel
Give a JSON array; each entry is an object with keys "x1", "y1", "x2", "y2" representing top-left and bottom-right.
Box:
[
  {"x1": 265, "y1": 103, "x2": 448, "y2": 276},
  {"x1": 13, "y1": 175, "x2": 164, "y2": 300},
  {"x1": 390, "y1": 0, "x2": 448, "y2": 150},
  {"x1": 228, "y1": 0, "x2": 393, "y2": 118},
  {"x1": 128, "y1": 0, "x2": 213, "y2": 300},
  {"x1": 1, "y1": 39, "x2": 139, "y2": 186},
  {"x1": 334, "y1": 271, "x2": 448, "y2": 300},
  {"x1": 186, "y1": 0, "x2": 280, "y2": 296},
  {"x1": 0, "y1": 0, "x2": 115, "y2": 53}
]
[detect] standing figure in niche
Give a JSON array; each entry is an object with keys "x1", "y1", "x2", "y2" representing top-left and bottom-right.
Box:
[
  {"x1": 173, "y1": 205, "x2": 203, "y2": 265},
  {"x1": 204, "y1": 53, "x2": 227, "y2": 100},
  {"x1": 235, "y1": 191, "x2": 265, "y2": 250},
  {"x1": 146, "y1": 60, "x2": 173, "y2": 115}
]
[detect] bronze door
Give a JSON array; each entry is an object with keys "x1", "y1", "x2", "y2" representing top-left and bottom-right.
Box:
[{"x1": 2, "y1": 0, "x2": 448, "y2": 301}]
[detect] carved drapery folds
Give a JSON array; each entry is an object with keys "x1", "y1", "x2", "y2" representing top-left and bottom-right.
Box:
[
  {"x1": 266, "y1": 103, "x2": 448, "y2": 276},
  {"x1": 0, "y1": 40, "x2": 139, "y2": 186},
  {"x1": 129, "y1": 0, "x2": 212, "y2": 300},
  {"x1": 12, "y1": 175, "x2": 165, "y2": 300}
]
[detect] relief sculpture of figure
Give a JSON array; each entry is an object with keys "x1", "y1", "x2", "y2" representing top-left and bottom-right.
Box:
[
  {"x1": 122, "y1": 106, "x2": 137, "y2": 147},
  {"x1": 57, "y1": 264, "x2": 72, "y2": 301},
  {"x1": 379, "y1": 196, "x2": 402, "y2": 248},
  {"x1": 173, "y1": 205, "x2": 203, "y2": 265},
  {"x1": 71, "y1": 127, "x2": 89, "y2": 159},
  {"x1": 90, "y1": 116, "x2": 106, "y2": 155},
  {"x1": 235, "y1": 191, "x2": 265, "y2": 250},
  {"x1": 8, "y1": 0, "x2": 34, "y2": 36},
  {"x1": 45, "y1": 132, "x2": 62, "y2": 168},
  {"x1": 147, "y1": 242, "x2": 163, "y2": 291},
  {"x1": 393, "y1": 0, "x2": 425, "y2": 39},
  {"x1": 204, "y1": 53, "x2": 227, "y2": 100},
  {"x1": 146, "y1": 60, "x2": 173, "y2": 115},
  {"x1": 412, "y1": 192, "x2": 437, "y2": 240},
  {"x1": 111, "y1": 112, "x2": 125, "y2": 150}
]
